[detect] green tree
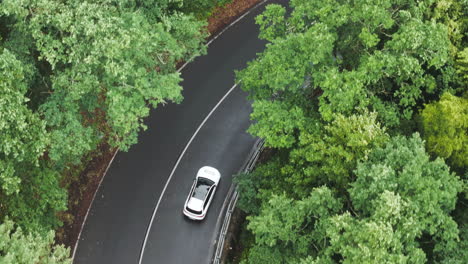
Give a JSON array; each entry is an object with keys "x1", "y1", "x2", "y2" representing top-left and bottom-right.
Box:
[
  {"x1": 243, "y1": 187, "x2": 342, "y2": 264},
  {"x1": 236, "y1": 0, "x2": 467, "y2": 263},
  {"x1": 1, "y1": 0, "x2": 207, "y2": 167},
  {"x1": 0, "y1": 49, "x2": 48, "y2": 195},
  {"x1": 0, "y1": 218, "x2": 70, "y2": 264},
  {"x1": 236, "y1": 112, "x2": 388, "y2": 208},
  {"x1": 0, "y1": 0, "x2": 208, "y2": 248},
  {"x1": 456, "y1": 48, "x2": 468, "y2": 82},
  {"x1": 284, "y1": 112, "x2": 388, "y2": 194},
  {"x1": 0, "y1": 49, "x2": 67, "y2": 233},
  {"x1": 0, "y1": 0, "x2": 217, "y2": 259},
  {"x1": 237, "y1": 0, "x2": 461, "y2": 130},
  {"x1": 241, "y1": 134, "x2": 463, "y2": 263},
  {"x1": 350, "y1": 134, "x2": 462, "y2": 261},
  {"x1": 420, "y1": 92, "x2": 468, "y2": 169},
  {"x1": 322, "y1": 192, "x2": 427, "y2": 264},
  {"x1": 5, "y1": 164, "x2": 67, "y2": 233},
  {"x1": 235, "y1": 154, "x2": 289, "y2": 215}
]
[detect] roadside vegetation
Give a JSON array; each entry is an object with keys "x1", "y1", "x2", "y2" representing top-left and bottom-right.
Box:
[
  {"x1": 0, "y1": 0, "x2": 233, "y2": 262},
  {"x1": 234, "y1": 0, "x2": 467, "y2": 263}
]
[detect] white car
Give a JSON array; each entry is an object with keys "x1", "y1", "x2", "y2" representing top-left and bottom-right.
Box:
[{"x1": 183, "y1": 166, "x2": 221, "y2": 220}]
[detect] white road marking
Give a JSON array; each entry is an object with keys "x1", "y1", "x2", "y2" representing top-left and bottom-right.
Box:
[{"x1": 138, "y1": 83, "x2": 238, "y2": 264}]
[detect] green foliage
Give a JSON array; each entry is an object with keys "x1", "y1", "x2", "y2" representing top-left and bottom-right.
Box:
[
  {"x1": 241, "y1": 135, "x2": 463, "y2": 263},
  {"x1": 256, "y1": 4, "x2": 287, "y2": 42},
  {"x1": 237, "y1": 0, "x2": 463, "y2": 129},
  {"x1": 1, "y1": 0, "x2": 207, "y2": 166},
  {"x1": 447, "y1": 197, "x2": 468, "y2": 263},
  {"x1": 248, "y1": 100, "x2": 309, "y2": 149},
  {"x1": 5, "y1": 164, "x2": 67, "y2": 233},
  {"x1": 323, "y1": 192, "x2": 427, "y2": 264},
  {"x1": 350, "y1": 134, "x2": 462, "y2": 260},
  {"x1": 0, "y1": 49, "x2": 48, "y2": 194},
  {"x1": 420, "y1": 92, "x2": 468, "y2": 169},
  {"x1": 244, "y1": 187, "x2": 342, "y2": 263},
  {"x1": 0, "y1": 47, "x2": 66, "y2": 235},
  {"x1": 0, "y1": 218, "x2": 71, "y2": 264},
  {"x1": 181, "y1": 0, "x2": 232, "y2": 19},
  {"x1": 0, "y1": 0, "x2": 209, "y2": 258},
  {"x1": 455, "y1": 48, "x2": 468, "y2": 83},
  {"x1": 428, "y1": 0, "x2": 467, "y2": 56},
  {"x1": 236, "y1": 0, "x2": 467, "y2": 263},
  {"x1": 235, "y1": 154, "x2": 289, "y2": 215},
  {"x1": 285, "y1": 112, "x2": 389, "y2": 193},
  {"x1": 39, "y1": 91, "x2": 99, "y2": 168},
  {"x1": 237, "y1": 112, "x2": 389, "y2": 207}
]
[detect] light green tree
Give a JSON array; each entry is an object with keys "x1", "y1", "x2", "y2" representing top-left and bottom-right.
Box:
[
  {"x1": 322, "y1": 192, "x2": 427, "y2": 264},
  {"x1": 0, "y1": 218, "x2": 71, "y2": 264},
  {"x1": 284, "y1": 112, "x2": 388, "y2": 194},
  {"x1": 421, "y1": 92, "x2": 468, "y2": 169},
  {"x1": 236, "y1": 112, "x2": 389, "y2": 209}
]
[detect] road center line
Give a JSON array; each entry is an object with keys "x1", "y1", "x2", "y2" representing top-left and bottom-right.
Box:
[{"x1": 138, "y1": 83, "x2": 239, "y2": 264}]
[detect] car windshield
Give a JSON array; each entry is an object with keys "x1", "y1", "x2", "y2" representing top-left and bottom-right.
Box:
[{"x1": 192, "y1": 177, "x2": 214, "y2": 200}]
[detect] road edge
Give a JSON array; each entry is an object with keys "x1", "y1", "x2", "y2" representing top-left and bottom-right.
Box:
[
  {"x1": 210, "y1": 139, "x2": 264, "y2": 264},
  {"x1": 70, "y1": 148, "x2": 119, "y2": 260}
]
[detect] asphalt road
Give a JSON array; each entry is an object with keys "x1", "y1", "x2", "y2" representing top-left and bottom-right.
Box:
[{"x1": 73, "y1": 1, "x2": 285, "y2": 263}]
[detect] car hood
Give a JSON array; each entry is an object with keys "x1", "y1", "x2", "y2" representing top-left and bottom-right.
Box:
[
  {"x1": 187, "y1": 197, "x2": 204, "y2": 212},
  {"x1": 198, "y1": 166, "x2": 221, "y2": 184}
]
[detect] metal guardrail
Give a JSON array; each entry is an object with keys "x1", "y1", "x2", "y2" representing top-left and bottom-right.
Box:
[{"x1": 212, "y1": 139, "x2": 265, "y2": 264}]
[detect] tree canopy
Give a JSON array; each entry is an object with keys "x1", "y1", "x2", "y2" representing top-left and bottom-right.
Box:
[
  {"x1": 0, "y1": 218, "x2": 70, "y2": 264},
  {"x1": 236, "y1": 0, "x2": 467, "y2": 263},
  {"x1": 420, "y1": 92, "x2": 467, "y2": 169},
  {"x1": 0, "y1": 0, "x2": 220, "y2": 260},
  {"x1": 0, "y1": 0, "x2": 207, "y2": 228},
  {"x1": 237, "y1": 0, "x2": 464, "y2": 129},
  {"x1": 241, "y1": 134, "x2": 463, "y2": 263}
]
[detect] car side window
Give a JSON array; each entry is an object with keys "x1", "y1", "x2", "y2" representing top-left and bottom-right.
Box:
[{"x1": 204, "y1": 187, "x2": 214, "y2": 209}]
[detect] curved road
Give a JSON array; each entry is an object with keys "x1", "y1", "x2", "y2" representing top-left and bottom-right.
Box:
[{"x1": 74, "y1": 1, "x2": 286, "y2": 263}]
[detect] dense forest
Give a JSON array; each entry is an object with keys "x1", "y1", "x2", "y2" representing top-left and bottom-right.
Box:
[
  {"x1": 0, "y1": 0, "x2": 229, "y2": 262},
  {"x1": 1, "y1": 0, "x2": 467, "y2": 263},
  {"x1": 234, "y1": 0, "x2": 467, "y2": 263}
]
